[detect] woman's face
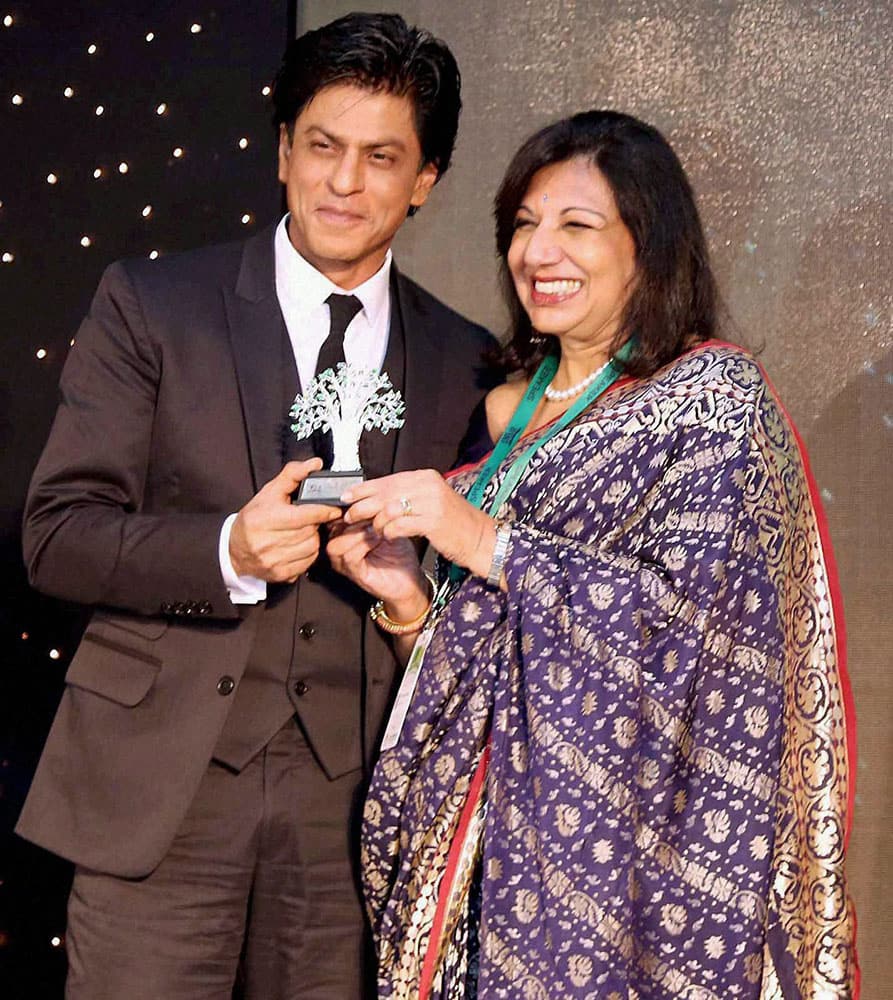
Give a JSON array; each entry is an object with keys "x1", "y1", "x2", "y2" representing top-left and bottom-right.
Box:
[{"x1": 507, "y1": 157, "x2": 637, "y2": 357}]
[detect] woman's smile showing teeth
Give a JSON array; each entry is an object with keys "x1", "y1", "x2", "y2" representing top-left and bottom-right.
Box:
[{"x1": 532, "y1": 278, "x2": 582, "y2": 303}]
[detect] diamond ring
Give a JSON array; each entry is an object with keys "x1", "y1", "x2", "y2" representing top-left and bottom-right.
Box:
[{"x1": 399, "y1": 496, "x2": 413, "y2": 517}]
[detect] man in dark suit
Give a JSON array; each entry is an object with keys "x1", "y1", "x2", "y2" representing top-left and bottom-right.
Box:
[{"x1": 17, "y1": 14, "x2": 494, "y2": 999}]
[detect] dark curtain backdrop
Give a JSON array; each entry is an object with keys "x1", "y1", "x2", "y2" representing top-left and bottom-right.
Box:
[
  {"x1": 0, "y1": 3, "x2": 288, "y2": 995},
  {"x1": 298, "y1": 1, "x2": 892, "y2": 993}
]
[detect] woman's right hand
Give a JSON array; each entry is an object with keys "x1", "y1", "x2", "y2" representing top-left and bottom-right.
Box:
[{"x1": 327, "y1": 521, "x2": 430, "y2": 624}]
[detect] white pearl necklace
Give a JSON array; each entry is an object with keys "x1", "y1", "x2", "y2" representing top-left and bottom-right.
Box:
[{"x1": 543, "y1": 360, "x2": 610, "y2": 401}]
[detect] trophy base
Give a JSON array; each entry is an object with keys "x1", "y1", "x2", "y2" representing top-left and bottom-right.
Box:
[{"x1": 292, "y1": 469, "x2": 364, "y2": 508}]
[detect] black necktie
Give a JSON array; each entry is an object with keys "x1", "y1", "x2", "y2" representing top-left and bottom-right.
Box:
[
  {"x1": 314, "y1": 293, "x2": 363, "y2": 467},
  {"x1": 316, "y1": 293, "x2": 362, "y2": 379}
]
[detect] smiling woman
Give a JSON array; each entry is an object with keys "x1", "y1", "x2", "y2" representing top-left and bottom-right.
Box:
[
  {"x1": 506, "y1": 157, "x2": 637, "y2": 390},
  {"x1": 330, "y1": 110, "x2": 858, "y2": 1000},
  {"x1": 494, "y1": 110, "x2": 718, "y2": 383}
]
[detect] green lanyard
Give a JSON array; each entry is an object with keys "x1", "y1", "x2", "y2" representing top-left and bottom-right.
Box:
[{"x1": 448, "y1": 339, "x2": 633, "y2": 585}]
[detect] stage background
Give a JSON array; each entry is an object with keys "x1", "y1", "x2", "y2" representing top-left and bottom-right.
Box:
[
  {"x1": 0, "y1": 3, "x2": 286, "y2": 995},
  {"x1": 300, "y1": 0, "x2": 892, "y2": 994},
  {"x1": 1, "y1": 0, "x2": 888, "y2": 996}
]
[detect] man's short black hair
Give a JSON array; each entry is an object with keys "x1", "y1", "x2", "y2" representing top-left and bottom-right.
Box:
[{"x1": 272, "y1": 13, "x2": 461, "y2": 181}]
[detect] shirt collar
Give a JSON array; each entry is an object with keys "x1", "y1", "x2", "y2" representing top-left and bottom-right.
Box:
[{"x1": 274, "y1": 215, "x2": 392, "y2": 325}]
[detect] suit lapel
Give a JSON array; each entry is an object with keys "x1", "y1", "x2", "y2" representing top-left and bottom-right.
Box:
[
  {"x1": 223, "y1": 225, "x2": 292, "y2": 492},
  {"x1": 391, "y1": 267, "x2": 448, "y2": 473},
  {"x1": 358, "y1": 273, "x2": 405, "y2": 480}
]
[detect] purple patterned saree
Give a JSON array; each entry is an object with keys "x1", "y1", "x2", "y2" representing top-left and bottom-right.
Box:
[{"x1": 362, "y1": 344, "x2": 858, "y2": 999}]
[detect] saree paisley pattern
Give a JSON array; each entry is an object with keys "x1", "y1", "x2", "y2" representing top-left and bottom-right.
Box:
[{"x1": 362, "y1": 344, "x2": 857, "y2": 999}]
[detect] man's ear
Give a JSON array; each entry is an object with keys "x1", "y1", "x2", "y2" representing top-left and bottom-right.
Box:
[
  {"x1": 409, "y1": 161, "x2": 439, "y2": 210},
  {"x1": 277, "y1": 123, "x2": 292, "y2": 185}
]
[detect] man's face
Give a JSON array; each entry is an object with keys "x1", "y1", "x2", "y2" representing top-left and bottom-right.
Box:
[{"x1": 278, "y1": 83, "x2": 439, "y2": 289}]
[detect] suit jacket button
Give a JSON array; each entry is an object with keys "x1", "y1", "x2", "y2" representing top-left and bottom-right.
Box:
[
  {"x1": 184, "y1": 602, "x2": 196, "y2": 615},
  {"x1": 298, "y1": 622, "x2": 316, "y2": 640},
  {"x1": 198, "y1": 602, "x2": 212, "y2": 615},
  {"x1": 293, "y1": 680, "x2": 309, "y2": 697},
  {"x1": 161, "y1": 602, "x2": 172, "y2": 614},
  {"x1": 216, "y1": 676, "x2": 235, "y2": 696}
]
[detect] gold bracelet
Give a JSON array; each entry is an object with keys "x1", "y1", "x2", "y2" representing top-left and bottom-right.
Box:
[{"x1": 369, "y1": 573, "x2": 436, "y2": 636}]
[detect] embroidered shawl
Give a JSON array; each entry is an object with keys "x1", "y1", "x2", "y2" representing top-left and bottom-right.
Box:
[{"x1": 363, "y1": 344, "x2": 857, "y2": 999}]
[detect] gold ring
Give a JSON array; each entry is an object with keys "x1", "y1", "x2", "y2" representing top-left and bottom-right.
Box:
[{"x1": 399, "y1": 496, "x2": 413, "y2": 517}]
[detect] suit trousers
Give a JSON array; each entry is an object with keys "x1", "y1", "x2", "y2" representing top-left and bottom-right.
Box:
[{"x1": 64, "y1": 719, "x2": 371, "y2": 1000}]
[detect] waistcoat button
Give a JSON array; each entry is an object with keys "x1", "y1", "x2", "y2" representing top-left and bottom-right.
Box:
[
  {"x1": 216, "y1": 675, "x2": 235, "y2": 696},
  {"x1": 293, "y1": 680, "x2": 309, "y2": 697},
  {"x1": 298, "y1": 622, "x2": 316, "y2": 640}
]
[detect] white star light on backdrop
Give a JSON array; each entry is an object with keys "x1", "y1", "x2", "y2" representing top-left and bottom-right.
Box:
[
  {"x1": 1, "y1": 9, "x2": 282, "y2": 969},
  {"x1": 2, "y1": 17, "x2": 272, "y2": 269}
]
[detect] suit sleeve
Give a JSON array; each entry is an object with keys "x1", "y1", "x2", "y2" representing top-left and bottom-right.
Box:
[{"x1": 23, "y1": 261, "x2": 238, "y2": 620}]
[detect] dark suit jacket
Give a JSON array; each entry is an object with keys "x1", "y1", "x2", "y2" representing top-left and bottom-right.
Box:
[{"x1": 17, "y1": 225, "x2": 494, "y2": 877}]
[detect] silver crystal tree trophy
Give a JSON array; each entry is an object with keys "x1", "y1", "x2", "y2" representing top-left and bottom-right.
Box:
[{"x1": 290, "y1": 362, "x2": 405, "y2": 506}]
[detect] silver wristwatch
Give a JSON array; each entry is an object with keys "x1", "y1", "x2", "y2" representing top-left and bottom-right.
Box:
[{"x1": 487, "y1": 522, "x2": 512, "y2": 587}]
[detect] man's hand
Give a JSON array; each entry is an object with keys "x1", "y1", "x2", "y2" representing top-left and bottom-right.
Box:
[{"x1": 229, "y1": 459, "x2": 342, "y2": 583}]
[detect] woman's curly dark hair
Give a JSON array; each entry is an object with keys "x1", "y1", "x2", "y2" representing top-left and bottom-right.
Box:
[{"x1": 494, "y1": 110, "x2": 719, "y2": 378}]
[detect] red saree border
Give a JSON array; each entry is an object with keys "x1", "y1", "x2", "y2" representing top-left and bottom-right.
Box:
[{"x1": 418, "y1": 743, "x2": 491, "y2": 1000}]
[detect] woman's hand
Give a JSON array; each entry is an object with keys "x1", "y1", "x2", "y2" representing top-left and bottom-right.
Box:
[
  {"x1": 341, "y1": 470, "x2": 498, "y2": 582},
  {"x1": 327, "y1": 521, "x2": 429, "y2": 623}
]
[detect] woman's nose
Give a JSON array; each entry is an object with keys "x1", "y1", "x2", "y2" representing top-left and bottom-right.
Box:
[{"x1": 523, "y1": 225, "x2": 563, "y2": 267}]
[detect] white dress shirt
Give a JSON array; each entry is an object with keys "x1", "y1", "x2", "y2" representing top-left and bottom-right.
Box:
[{"x1": 219, "y1": 215, "x2": 393, "y2": 603}]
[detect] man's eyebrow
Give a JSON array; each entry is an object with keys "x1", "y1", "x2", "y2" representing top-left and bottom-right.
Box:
[{"x1": 302, "y1": 124, "x2": 409, "y2": 152}]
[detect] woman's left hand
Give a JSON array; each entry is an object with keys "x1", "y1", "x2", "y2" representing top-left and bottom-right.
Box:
[{"x1": 341, "y1": 470, "x2": 497, "y2": 580}]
